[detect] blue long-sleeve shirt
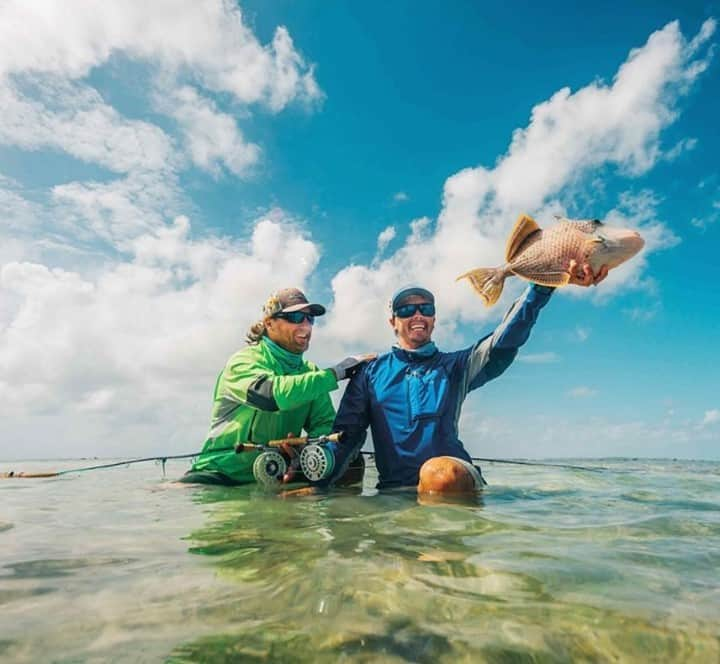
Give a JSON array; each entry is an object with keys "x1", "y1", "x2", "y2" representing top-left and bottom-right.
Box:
[{"x1": 325, "y1": 284, "x2": 553, "y2": 488}]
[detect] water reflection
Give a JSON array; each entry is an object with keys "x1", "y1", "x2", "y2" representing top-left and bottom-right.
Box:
[{"x1": 167, "y1": 464, "x2": 720, "y2": 663}]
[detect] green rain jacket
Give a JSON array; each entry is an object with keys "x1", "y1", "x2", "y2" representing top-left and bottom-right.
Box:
[{"x1": 190, "y1": 337, "x2": 338, "y2": 483}]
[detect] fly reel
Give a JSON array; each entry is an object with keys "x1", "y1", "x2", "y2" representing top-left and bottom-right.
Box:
[
  {"x1": 299, "y1": 444, "x2": 335, "y2": 482},
  {"x1": 252, "y1": 450, "x2": 287, "y2": 487}
]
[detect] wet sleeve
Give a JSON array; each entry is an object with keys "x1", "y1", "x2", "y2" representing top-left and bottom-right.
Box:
[
  {"x1": 315, "y1": 367, "x2": 370, "y2": 487},
  {"x1": 465, "y1": 284, "x2": 553, "y2": 392},
  {"x1": 222, "y1": 357, "x2": 338, "y2": 412}
]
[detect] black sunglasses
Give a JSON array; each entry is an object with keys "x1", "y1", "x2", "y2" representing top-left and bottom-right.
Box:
[
  {"x1": 274, "y1": 311, "x2": 315, "y2": 325},
  {"x1": 393, "y1": 303, "x2": 436, "y2": 318}
]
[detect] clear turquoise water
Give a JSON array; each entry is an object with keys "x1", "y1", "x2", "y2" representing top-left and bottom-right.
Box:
[{"x1": 1, "y1": 458, "x2": 719, "y2": 663}]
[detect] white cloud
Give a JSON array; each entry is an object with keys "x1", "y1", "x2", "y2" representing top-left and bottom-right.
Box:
[
  {"x1": 700, "y1": 410, "x2": 720, "y2": 427},
  {"x1": 663, "y1": 137, "x2": 697, "y2": 161},
  {"x1": 51, "y1": 171, "x2": 183, "y2": 248},
  {"x1": 0, "y1": 215, "x2": 321, "y2": 456},
  {"x1": 466, "y1": 410, "x2": 720, "y2": 460},
  {"x1": 324, "y1": 20, "x2": 714, "y2": 347},
  {"x1": 393, "y1": 192, "x2": 409, "y2": 202},
  {"x1": 0, "y1": 1, "x2": 321, "y2": 110},
  {"x1": 155, "y1": 85, "x2": 261, "y2": 177},
  {"x1": 0, "y1": 1, "x2": 321, "y2": 202},
  {"x1": 518, "y1": 352, "x2": 559, "y2": 364},
  {"x1": 0, "y1": 77, "x2": 175, "y2": 173},
  {"x1": 376, "y1": 226, "x2": 396, "y2": 255},
  {"x1": 0, "y1": 16, "x2": 716, "y2": 462},
  {"x1": 574, "y1": 326, "x2": 590, "y2": 342}
]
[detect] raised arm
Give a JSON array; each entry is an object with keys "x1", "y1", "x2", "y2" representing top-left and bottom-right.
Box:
[{"x1": 464, "y1": 284, "x2": 554, "y2": 392}]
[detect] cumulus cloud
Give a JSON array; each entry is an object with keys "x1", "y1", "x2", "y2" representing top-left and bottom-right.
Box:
[
  {"x1": 0, "y1": 215, "x2": 321, "y2": 455},
  {"x1": 0, "y1": 0, "x2": 321, "y2": 109},
  {"x1": 322, "y1": 19, "x2": 716, "y2": 349},
  {"x1": 0, "y1": 2, "x2": 326, "y2": 457},
  {"x1": 393, "y1": 192, "x2": 409, "y2": 202},
  {"x1": 0, "y1": 15, "x2": 716, "y2": 461},
  {"x1": 0, "y1": 77, "x2": 175, "y2": 173},
  {"x1": 156, "y1": 85, "x2": 261, "y2": 177},
  {"x1": 376, "y1": 226, "x2": 397, "y2": 255},
  {"x1": 0, "y1": 0, "x2": 320, "y2": 191}
]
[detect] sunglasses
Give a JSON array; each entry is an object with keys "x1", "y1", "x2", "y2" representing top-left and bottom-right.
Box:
[
  {"x1": 274, "y1": 311, "x2": 315, "y2": 325},
  {"x1": 393, "y1": 303, "x2": 436, "y2": 318}
]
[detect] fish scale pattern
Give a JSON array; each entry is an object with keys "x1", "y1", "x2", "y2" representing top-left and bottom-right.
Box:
[{"x1": 509, "y1": 222, "x2": 590, "y2": 284}]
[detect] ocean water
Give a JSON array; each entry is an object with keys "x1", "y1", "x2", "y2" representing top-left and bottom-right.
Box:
[{"x1": 1, "y1": 457, "x2": 718, "y2": 663}]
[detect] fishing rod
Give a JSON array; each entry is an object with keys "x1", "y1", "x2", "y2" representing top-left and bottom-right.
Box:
[
  {"x1": 469, "y1": 457, "x2": 606, "y2": 473},
  {"x1": 0, "y1": 433, "x2": 343, "y2": 480},
  {"x1": 2, "y1": 435, "x2": 604, "y2": 479},
  {"x1": 0, "y1": 450, "x2": 224, "y2": 479}
]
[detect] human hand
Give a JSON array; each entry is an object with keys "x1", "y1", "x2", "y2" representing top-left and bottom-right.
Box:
[
  {"x1": 330, "y1": 353, "x2": 377, "y2": 381},
  {"x1": 280, "y1": 433, "x2": 300, "y2": 484},
  {"x1": 567, "y1": 260, "x2": 609, "y2": 287}
]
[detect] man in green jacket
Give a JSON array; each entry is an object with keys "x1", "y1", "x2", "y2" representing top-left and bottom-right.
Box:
[{"x1": 182, "y1": 287, "x2": 372, "y2": 485}]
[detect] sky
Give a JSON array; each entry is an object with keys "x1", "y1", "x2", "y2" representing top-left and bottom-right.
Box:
[{"x1": 1, "y1": 1, "x2": 719, "y2": 462}]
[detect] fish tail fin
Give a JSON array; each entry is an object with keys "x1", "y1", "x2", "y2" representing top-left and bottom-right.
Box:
[{"x1": 456, "y1": 267, "x2": 506, "y2": 306}]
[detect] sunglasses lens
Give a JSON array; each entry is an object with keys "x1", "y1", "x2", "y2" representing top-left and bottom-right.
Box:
[
  {"x1": 394, "y1": 304, "x2": 415, "y2": 318},
  {"x1": 419, "y1": 303, "x2": 435, "y2": 316},
  {"x1": 277, "y1": 312, "x2": 314, "y2": 324},
  {"x1": 394, "y1": 303, "x2": 435, "y2": 318}
]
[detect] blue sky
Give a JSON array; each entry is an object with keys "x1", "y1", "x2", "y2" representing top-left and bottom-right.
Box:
[{"x1": 0, "y1": 1, "x2": 718, "y2": 461}]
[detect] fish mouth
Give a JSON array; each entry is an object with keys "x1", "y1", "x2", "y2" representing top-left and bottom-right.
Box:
[
  {"x1": 602, "y1": 229, "x2": 645, "y2": 266},
  {"x1": 627, "y1": 232, "x2": 645, "y2": 254}
]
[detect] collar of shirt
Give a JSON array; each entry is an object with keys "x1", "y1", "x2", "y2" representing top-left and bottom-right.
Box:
[
  {"x1": 392, "y1": 341, "x2": 438, "y2": 359},
  {"x1": 262, "y1": 336, "x2": 304, "y2": 371}
]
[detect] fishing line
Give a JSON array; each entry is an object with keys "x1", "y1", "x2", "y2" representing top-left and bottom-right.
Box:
[
  {"x1": 1, "y1": 447, "x2": 236, "y2": 479},
  {"x1": 359, "y1": 451, "x2": 605, "y2": 472},
  {"x1": 470, "y1": 457, "x2": 606, "y2": 472},
  {"x1": 3, "y1": 445, "x2": 605, "y2": 479}
]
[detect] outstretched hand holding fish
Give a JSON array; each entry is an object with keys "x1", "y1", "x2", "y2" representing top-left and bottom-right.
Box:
[{"x1": 457, "y1": 214, "x2": 644, "y2": 305}]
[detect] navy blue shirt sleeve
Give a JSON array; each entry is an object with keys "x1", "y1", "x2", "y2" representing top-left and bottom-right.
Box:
[{"x1": 316, "y1": 364, "x2": 371, "y2": 486}]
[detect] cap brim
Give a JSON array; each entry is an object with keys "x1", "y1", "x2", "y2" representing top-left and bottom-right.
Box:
[
  {"x1": 283, "y1": 302, "x2": 326, "y2": 316},
  {"x1": 392, "y1": 287, "x2": 435, "y2": 310}
]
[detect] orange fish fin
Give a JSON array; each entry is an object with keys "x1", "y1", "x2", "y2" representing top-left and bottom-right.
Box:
[
  {"x1": 505, "y1": 214, "x2": 541, "y2": 262},
  {"x1": 515, "y1": 270, "x2": 571, "y2": 288},
  {"x1": 456, "y1": 267, "x2": 506, "y2": 306}
]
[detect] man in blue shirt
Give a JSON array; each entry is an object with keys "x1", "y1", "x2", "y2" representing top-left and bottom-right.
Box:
[{"x1": 322, "y1": 262, "x2": 606, "y2": 493}]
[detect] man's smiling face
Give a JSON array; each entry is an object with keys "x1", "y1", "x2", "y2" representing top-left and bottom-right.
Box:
[
  {"x1": 265, "y1": 309, "x2": 314, "y2": 354},
  {"x1": 390, "y1": 295, "x2": 436, "y2": 350}
]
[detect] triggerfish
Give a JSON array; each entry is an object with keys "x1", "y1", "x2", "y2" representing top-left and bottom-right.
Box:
[{"x1": 457, "y1": 214, "x2": 644, "y2": 306}]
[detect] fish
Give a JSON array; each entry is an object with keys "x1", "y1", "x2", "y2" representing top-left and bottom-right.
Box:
[{"x1": 456, "y1": 214, "x2": 645, "y2": 306}]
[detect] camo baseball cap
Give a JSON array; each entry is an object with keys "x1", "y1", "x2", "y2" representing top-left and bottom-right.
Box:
[{"x1": 262, "y1": 287, "x2": 326, "y2": 318}]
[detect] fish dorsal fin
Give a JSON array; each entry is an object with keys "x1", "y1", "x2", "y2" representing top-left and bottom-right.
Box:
[{"x1": 505, "y1": 214, "x2": 541, "y2": 262}]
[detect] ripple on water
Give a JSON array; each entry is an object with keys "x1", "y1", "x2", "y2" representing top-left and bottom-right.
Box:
[{"x1": 3, "y1": 556, "x2": 136, "y2": 579}]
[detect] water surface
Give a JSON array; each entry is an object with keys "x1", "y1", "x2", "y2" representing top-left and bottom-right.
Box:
[{"x1": 1, "y1": 458, "x2": 718, "y2": 662}]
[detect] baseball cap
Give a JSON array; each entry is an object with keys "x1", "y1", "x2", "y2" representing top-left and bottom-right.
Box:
[
  {"x1": 389, "y1": 285, "x2": 435, "y2": 312},
  {"x1": 262, "y1": 287, "x2": 326, "y2": 318}
]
